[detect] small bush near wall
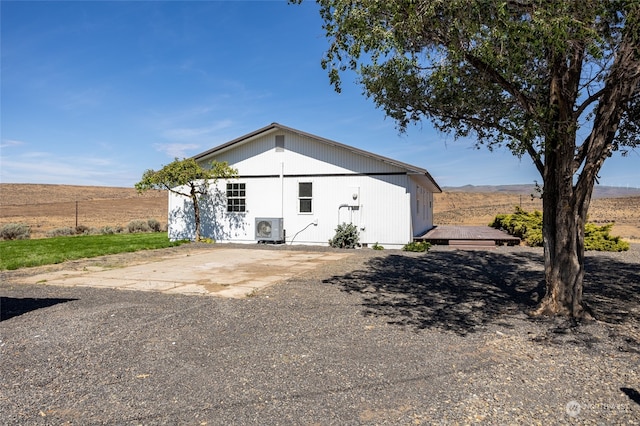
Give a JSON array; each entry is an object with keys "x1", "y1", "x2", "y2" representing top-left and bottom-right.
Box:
[
  {"x1": 0, "y1": 223, "x2": 31, "y2": 240},
  {"x1": 329, "y1": 223, "x2": 360, "y2": 249}
]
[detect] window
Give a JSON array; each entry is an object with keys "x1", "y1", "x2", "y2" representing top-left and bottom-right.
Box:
[
  {"x1": 226, "y1": 183, "x2": 246, "y2": 212},
  {"x1": 275, "y1": 135, "x2": 285, "y2": 152},
  {"x1": 298, "y1": 182, "x2": 312, "y2": 213}
]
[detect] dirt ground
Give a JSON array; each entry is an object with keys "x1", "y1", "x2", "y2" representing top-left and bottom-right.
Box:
[
  {"x1": 1, "y1": 243, "x2": 639, "y2": 424},
  {"x1": 1, "y1": 183, "x2": 639, "y2": 240}
]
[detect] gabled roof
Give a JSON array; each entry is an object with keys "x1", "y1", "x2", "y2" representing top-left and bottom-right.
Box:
[{"x1": 193, "y1": 122, "x2": 442, "y2": 193}]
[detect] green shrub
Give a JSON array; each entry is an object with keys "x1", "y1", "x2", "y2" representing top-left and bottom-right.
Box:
[
  {"x1": 147, "y1": 218, "x2": 162, "y2": 232},
  {"x1": 127, "y1": 219, "x2": 150, "y2": 233},
  {"x1": 372, "y1": 242, "x2": 384, "y2": 250},
  {"x1": 46, "y1": 227, "x2": 76, "y2": 238},
  {"x1": 402, "y1": 241, "x2": 431, "y2": 252},
  {"x1": 491, "y1": 207, "x2": 629, "y2": 251},
  {"x1": 489, "y1": 206, "x2": 543, "y2": 247},
  {"x1": 0, "y1": 223, "x2": 31, "y2": 240},
  {"x1": 329, "y1": 223, "x2": 360, "y2": 249},
  {"x1": 584, "y1": 223, "x2": 629, "y2": 251}
]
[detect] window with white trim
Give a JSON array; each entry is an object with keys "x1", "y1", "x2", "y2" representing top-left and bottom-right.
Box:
[
  {"x1": 298, "y1": 182, "x2": 312, "y2": 213},
  {"x1": 226, "y1": 183, "x2": 246, "y2": 212}
]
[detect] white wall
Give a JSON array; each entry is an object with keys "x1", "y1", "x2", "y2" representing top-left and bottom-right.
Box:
[{"x1": 168, "y1": 129, "x2": 436, "y2": 249}]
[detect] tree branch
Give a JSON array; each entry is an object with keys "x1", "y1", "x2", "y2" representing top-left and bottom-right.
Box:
[
  {"x1": 574, "y1": 87, "x2": 606, "y2": 119},
  {"x1": 464, "y1": 52, "x2": 538, "y2": 117}
]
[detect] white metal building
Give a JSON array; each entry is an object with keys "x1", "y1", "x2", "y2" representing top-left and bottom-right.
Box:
[{"x1": 168, "y1": 123, "x2": 441, "y2": 249}]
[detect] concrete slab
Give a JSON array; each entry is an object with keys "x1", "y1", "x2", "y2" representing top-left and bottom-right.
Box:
[{"x1": 17, "y1": 248, "x2": 351, "y2": 298}]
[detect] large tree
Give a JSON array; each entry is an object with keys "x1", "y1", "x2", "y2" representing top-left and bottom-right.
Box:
[
  {"x1": 295, "y1": 0, "x2": 640, "y2": 317},
  {"x1": 136, "y1": 158, "x2": 237, "y2": 242}
]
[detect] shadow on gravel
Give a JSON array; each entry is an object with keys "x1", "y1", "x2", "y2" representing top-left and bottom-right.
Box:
[
  {"x1": 583, "y1": 255, "x2": 640, "y2": 324},
  {"x1": 621, "y1": 388, "x2": 640, "y2": 406},
  {"x1": 0, "y1": 297, "x2": 77, "y2": 322},
  {"x1": 323, "y1": 250, "x2": 640, "y2": 335}
]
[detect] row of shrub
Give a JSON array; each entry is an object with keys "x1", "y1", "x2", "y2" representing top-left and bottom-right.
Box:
[
  {"x1": 0, "y1": 219, "x2": 166, "y2": 241},
  {"x1": 490, "y1": 207, "x2": 629, "y2": 251}
]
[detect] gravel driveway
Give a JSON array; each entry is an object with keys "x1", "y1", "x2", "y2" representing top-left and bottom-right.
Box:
[{"x1": 1, "y1": 244, "x2": 639, "y2": 424}]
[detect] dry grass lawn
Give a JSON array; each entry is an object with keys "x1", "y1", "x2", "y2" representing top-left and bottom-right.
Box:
[{"x1": 1, "y1": 183, "x2": 638, "y2": 241}]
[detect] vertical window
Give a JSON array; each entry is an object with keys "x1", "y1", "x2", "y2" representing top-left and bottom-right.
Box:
[
  {"x1": 226, "y1": 183, "x2": 246, "y2": 212},
  {"x1": 298, "y1": 182, "x2": 312, "y2": 213},
  {"x1": 275, "y1": 135, "x2": 285, "y2": 152}
]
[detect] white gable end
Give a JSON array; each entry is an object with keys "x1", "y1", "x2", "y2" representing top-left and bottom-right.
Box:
[
  {"x1": 206, "y1": 129, "x2": 408, "y2": 177},
  {"x1": 168, "y1": 124, "x2": 440, "y2": 248}
]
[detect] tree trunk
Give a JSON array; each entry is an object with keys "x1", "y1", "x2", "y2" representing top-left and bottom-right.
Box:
[
  {"x1": 534, "y1": 121, "x2": 593, "y2": 318},
  {"x1": 190, "y1": 184, "x2": 201, "y2": 242}
]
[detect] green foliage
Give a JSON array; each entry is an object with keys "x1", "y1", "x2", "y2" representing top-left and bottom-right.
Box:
[
  {"x1": 136, "y1": 158, "x2": 237, "y2": 241},
  {"x1": 135, "y1": 158, "x2": 237, "y2": 195},
  {"x1": 372, "y1": 242, "x2": 384, "y2": 250},
  {"x1": 304, "y1": 0, "x2": 638, "y2": 156},
  {"x1": 402, "y1": 241, "x2": 431, "y2": 252},
  {"x1": 0, "y1": 223, "x2": 30, "y2": 240},
  {"x1": 490, "y1": 206, "x2": 543, "y2": 247},
  {"x1": 0, "y1": 233, "x2": 189, "y2": 271},
  {"x1": 584, "y1": 223, "x2": 629, "y2": 252},
  {"x1": 491, "y1": 208, "x2": 629, "y2": 251},
  {"x1": 329, "y1": 223, "x2": 360, "y2": 249}
]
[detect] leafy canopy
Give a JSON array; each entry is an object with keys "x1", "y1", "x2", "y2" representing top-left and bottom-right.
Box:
[
  {"x1": 135, "y1": 158, "x2": 237, "y2": 197},
  {"x1": 299, "y1": 0, "x2": 639, "y2": 170}
]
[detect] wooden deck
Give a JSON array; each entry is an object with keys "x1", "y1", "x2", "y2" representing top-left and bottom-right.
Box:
[{"x1": 416, "y1": 225, "x2": 521, "y2": 247}]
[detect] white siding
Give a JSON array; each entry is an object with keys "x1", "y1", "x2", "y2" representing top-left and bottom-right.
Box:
[
  {"x1": 409, "y1": 175, "x2": 435, "y2": 237},
  {"x1": 168, "y1": 128, "x2": 437, "y2": 249}
]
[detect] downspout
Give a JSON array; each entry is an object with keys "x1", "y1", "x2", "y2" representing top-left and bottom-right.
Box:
[{"x1": 280, "y1": 162, "x2": 284, "y2": 218}]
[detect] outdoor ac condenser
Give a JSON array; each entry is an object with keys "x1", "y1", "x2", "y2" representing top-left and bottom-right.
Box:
[{"x1": 255, "y1": 218, "x2": 284, "y2": 243}]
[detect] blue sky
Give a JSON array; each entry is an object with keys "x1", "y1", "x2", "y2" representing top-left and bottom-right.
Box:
[{"x1": 1, "y1": 1, "x2": 638, "y2": 188}]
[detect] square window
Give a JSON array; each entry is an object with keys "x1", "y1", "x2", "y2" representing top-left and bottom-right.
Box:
[
  {"x1": 226, "y1": 183, "x2": 246, "y2": 213},
  {"x1": 298, "y1": 182, "x2": 312, "y2": 213}
]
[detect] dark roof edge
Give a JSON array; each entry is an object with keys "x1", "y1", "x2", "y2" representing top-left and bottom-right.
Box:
[{"x1": 193, "y1": 122, "x2": 442, "y2": 193}]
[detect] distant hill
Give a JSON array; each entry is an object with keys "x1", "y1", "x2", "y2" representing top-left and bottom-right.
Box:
[{"x1": 442, "y1": 184, "x2": 640, "y2": 199}]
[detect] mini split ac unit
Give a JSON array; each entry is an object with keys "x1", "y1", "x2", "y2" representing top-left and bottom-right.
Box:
[{"x1": 255, "y1": 217, "x2": 284, "y2": 243}]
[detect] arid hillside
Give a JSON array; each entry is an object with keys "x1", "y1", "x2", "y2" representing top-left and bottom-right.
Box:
[
  {"x1": 0, "y1": 184, "x2": 168, "y2": 238},
  {"x1": 1, "y1": 183, "x2": 638, "y2": 240}
]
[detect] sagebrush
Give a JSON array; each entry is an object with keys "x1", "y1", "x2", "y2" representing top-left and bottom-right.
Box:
[{"x1": 0, "y1": 223, "x2": 30, "y2": 240}]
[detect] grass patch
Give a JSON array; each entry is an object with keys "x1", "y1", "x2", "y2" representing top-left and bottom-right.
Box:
[{"x1": 0, "y1": 233, "x2": 189, "y2": 270}]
